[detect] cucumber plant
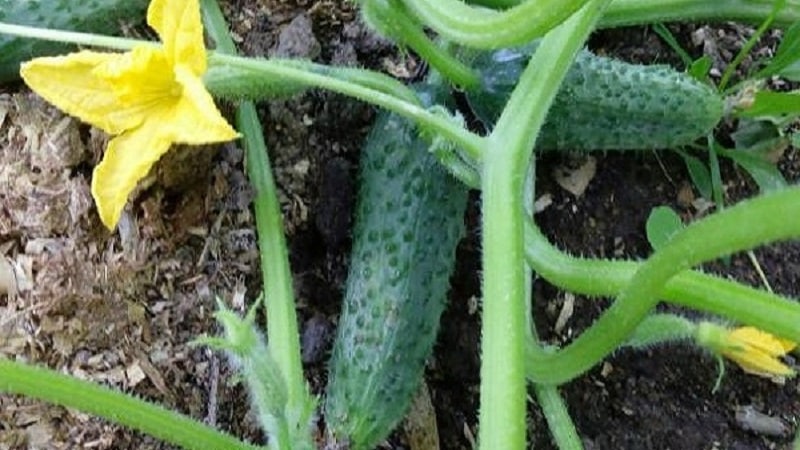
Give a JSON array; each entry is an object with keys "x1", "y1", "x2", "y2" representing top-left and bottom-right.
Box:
[{"x1": 1, "y1": 1, "x2": 800, "y2": 450}]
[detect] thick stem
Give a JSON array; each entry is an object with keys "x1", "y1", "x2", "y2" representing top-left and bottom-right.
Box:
[
  {"x1": 399, "y1": 0, "x2": 590, "y2": 48},
  {"x1": 478, "y1": 1, "x2": 610, "y2": 448},
  {"x1": 600, "y1": 0, "x2": 800, "y2": 28},
  {"x1": 0, "y1": 359, "x2": 258, "y2": 450},
  {"x1": 205, "y1": 53, "x2": 485, "y2": 161},
  {"x1": 202, "y1": 3, "x2": 314, "y2": 446},
  {"x1": 360, "y1": 0, "x2": 479, "y2": 87},
  {"x1": 533, "y1": 385, "x2": 583, "y2": 450},
  {"x1": 523, "y1": 218, "x2": 800, "y2": 344},
  {"x1": 526, "y1": 187, "x2": 800, "y2": 385}
]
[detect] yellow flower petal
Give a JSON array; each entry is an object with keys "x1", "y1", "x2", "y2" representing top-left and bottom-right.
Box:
[
  {"x1": 147, "y1": 0, "x2": 206, "y2": 75},
  {"x1": 724, "y1": 327, "x2": 796, "y2": 377},
  {"x1": 729, "y1": 327, "x2": 789, "y2": 358},
  {"x1": 23, "y1": 0, "x2": 237, "y2": 231},
  {"x1": 729, "y1": 352, "x2": 794, "y2": 376},
  {"x1": 777, "y1": 338, "x2": 797, "y2": 353},
  {"x1": 94, "y1": 46, "x2": 177, "y2": 106},
  {"x1": 165, "y1": 66, "x2": 239, "y2": 144},
  {"x1": 20, "y1": 51, "x2": 144, "y2": 134},
  {"x1": 90, "y1": 123, "x2": 172, "y2": 229}
]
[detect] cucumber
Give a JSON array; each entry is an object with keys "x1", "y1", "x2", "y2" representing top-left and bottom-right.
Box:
[
  {"x1": 324, "y1": 81, "x2": 468, "y2": 449},
  {"x1": 322, "y1": 47, "x2": 721, "y2": 449},
  {"x1": 0, "y1": 0, "x2": 148, "y2": 82},
  {"x1": 466, "y1": 46, "x2": 725, "y2": 150}
]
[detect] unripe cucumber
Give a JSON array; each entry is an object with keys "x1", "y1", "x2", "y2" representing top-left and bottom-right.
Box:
[
  {"x1": 0, "y1": 0, "x2": 148, "y2": 82},
  {"x1": 466, "y1": 46, "x2": 725, "y2": 150},
  {"x1": 324, "y1": 82, "x2": 467, "y2": 449}
]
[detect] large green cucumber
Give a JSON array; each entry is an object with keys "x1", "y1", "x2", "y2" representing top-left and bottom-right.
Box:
[
  {"x1": 0, "y1": 0, "x2": 148, "y2": 82},
  {"x1": 324, "y1": 81, "x2": 468, "y2": 449},
  {"x1": 466, "y1": 46, "x2": 725, "y2": 150}
]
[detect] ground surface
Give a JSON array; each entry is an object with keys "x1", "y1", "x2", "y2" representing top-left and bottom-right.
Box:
[{"x1": 0, "y1": 1, "x2": 799, "y2": 449}]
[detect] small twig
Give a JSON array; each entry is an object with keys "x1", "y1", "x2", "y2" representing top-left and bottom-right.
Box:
[{"x1": 746, "y1": 250, "x2": 774, "y2": 293}]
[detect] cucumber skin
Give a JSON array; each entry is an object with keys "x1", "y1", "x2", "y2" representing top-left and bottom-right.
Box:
[
  {"x1": 467, "y1": 47, "x2": 725, "y2": 150},
  {"x1": 325, "y1": 84, "x2": 467, "y2": 449},
  {"x1": 0, "y1": 0, "x2": 148, "y2": 82}
]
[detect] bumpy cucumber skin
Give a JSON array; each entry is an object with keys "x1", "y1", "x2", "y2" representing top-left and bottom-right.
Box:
[
  {"x1": 0, "y1": 0, "x2": 148, "y2": 82},
  {"x1": 468, "y1": 47, "x2": 725, "y2": 150},
  {"x1": 325, "y1": 84, "x2": 467, "y2": 449}
]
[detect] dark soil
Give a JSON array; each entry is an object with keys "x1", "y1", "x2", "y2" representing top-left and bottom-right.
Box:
[{"x1": 1, "y1": 1, "x2": 798, "y2": 449}]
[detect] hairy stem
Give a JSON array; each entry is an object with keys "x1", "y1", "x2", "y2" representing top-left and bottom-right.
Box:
[
  {"x1": 600, "y1": 0, "x2": 800, "y2": 28},
  {"x1": 399, "y1": 0, "x2": 590, "y2": 48},
  {"x1": 526, "y1": 187, "x2": 800, "y2": 385},
  {"x1": 478, "y1": 1, "x2": 610, "y2": 448},
  {"x1": 202, "y1": 1, "x2": 315, "y2": 443},
  {"x1": 523, "y1": 218, "x2": 800, "y2": 342},
  {"x1": 0, "y1": 359, "x2": 259, "y2": 450}
]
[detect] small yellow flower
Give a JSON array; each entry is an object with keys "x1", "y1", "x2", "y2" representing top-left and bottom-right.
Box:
[
  {"x1": 20, "y1": 0, "x2": 238, "y2": 229},
  {"x1": 698, "y1": 323, "x2": 796, "y2": 378}
]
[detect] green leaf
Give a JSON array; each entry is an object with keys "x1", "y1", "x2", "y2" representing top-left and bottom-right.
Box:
[
  {"x1": 675, "y1": 149, "x2": 712, "y2": 200},
  {"x1": 792, "y1": 132, "x2": 800, "y2": 148},
  {"x1": 646, "y1": 206, "x2": 684, "y2": 251},
  {"x1": 731, "y1": 120, "x2": 782, "y2": 150},
  {"x1": 717, "y1": 148, "x2": 788, "y2": 192},
  {"x1": 688, "y1": 55, "x2": 713, "y2": 82},
  {"x1": 779, "y1": 60, "x2": 800, "y2": 81},
  {"x1": 755, "y1": 21, "x2": 800, "y2": 81},
  {"x1": 736, "y1": 91, "x2": 800, "y2": 122},
  {"x1": 653, "y1": 23, "x2": 693, "y2": 68}
]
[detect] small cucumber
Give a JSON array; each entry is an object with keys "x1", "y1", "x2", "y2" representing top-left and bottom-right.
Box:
[
  {"x1": 324, "y1": 82, "x2": 467, "y2": 449},
  {"x1": 0, "y1": 0, "x2": 148, "y2": 82},
  {"x1": 466, "y1": 46, "x2": 724, "y2": 150}
]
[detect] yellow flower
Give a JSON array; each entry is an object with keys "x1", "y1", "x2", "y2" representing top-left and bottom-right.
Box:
[
  {"x1": 698, "y1": 323, "x2": 796, "y2": 378},
  {"x1": 20, "y1": 0, "x2": 239, "y2": 229}
]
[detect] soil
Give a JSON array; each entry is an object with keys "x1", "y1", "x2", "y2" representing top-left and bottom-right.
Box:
[{"x1": 1, "y1": 1, "x2": 799, "y2": 450}]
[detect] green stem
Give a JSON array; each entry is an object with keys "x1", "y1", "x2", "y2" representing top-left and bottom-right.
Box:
[
  {"x1": 466, "y1": 0, "x2": 524, "y2": 7},
  {"x1": 600, "y1": 0, "x2": 800, "y2": 28},
  {"x1": 623, "y1": 313, "x2": 697, "y2": 348},
  {"x1": 201, "y1": 0, "x2": 239, "y2": 54},
  {"x1": 0, "y1": 21, "x2": 149, "y2": 50},
  {"x1": 399, "y1": 0, "x2": 798, "y2": 49},
  {"x1": 0, "y1": 359, "x2": 260, "y2": 450},
  {"x1": 205, "y1": 53, "x2": 485, "y2": 161},
  {"x1": 202, "y1": 0, "x2": 313, "y2": 438},
  {"x1": 237, "y1": 100, "x2": 310, "y2": 431},
  {"x1": 523, "y1": 218, "x2": 800, "y2": 352},
  {"x1": 526, "y1": 187, "x2": 800, "y2": 385},
  {"x1": 471, "y1": 0, "x2": 800, "y2": 21},
  {"x1": 478, "y1": 2, "x2": 609, "y2": 448},
  {"x1": 360, "y1": 0, "x2": 479, "y2": 87},
  {"x1": 399, "y1": 0, "x2": 591, "y2": 49},
  {"x1": 532, "y1": 385, "x2": 583, "y2": 450},
  {"x1": 204, "y1": 58, "x2": 422, "y2": 107}
]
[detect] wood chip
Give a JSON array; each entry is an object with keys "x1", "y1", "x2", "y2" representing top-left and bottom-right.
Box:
[
  {"x1": 403, "y1": 382, "x2": 440, "y2": 450},
  {"x1": 0, "y1": 256, "x2": 16, "y2": 296},
  {"x1": 554, "y1": 293, "x2": 575, "y2": 335},
  {"x1": 553, "y1": 156, "x2": 597, "y2": 197}
]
